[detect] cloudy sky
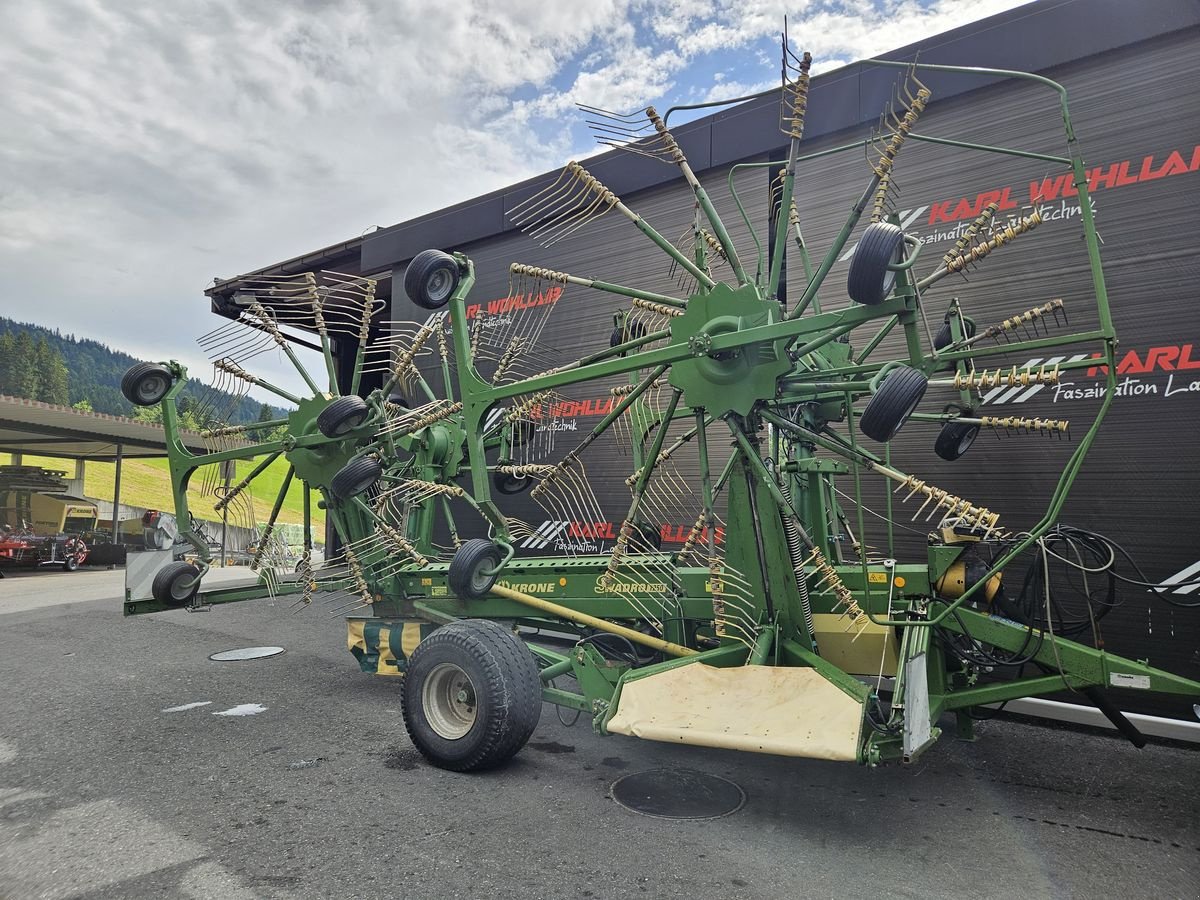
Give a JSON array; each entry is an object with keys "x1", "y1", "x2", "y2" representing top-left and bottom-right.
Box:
[{"x1": 0, "y1": 0, "x2": 1031, "y2": 397}]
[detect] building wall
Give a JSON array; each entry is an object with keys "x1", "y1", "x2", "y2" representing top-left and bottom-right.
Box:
[
  {"x1": 788, "y1": 28, "x2": 1200, "y2": 719},
  {"x1": 382, "y1": 27, "x2": 1199, "y2": 719}
]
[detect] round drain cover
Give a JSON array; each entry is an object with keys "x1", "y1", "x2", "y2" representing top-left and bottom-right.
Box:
[
  {"x1": 209, "y1": 646, "x2": 285, "y2": 662},
  {"x1": 610, "y1": 768, "x2": 745, "y2": 820}
]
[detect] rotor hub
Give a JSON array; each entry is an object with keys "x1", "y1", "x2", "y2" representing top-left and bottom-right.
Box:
[{"x1": 668, "y1": 283, "x2": 791, "y2": 416}]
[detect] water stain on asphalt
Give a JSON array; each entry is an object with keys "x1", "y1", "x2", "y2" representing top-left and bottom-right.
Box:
[
  {"x1": 601, "y1": 756, "x2": 629, "y2": 769},
  {"x1": 383, "y1": 748, "x2": 421, "y2": 771},
  {"x1": 528, "y1": 741, "x2": 575, "y2": 754}
]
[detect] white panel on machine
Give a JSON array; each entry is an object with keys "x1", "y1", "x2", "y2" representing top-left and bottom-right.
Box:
[{"x1": 124, "y1": 549, "x2": 176, "y2": 601}]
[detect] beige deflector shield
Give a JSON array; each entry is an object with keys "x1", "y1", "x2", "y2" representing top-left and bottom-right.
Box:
[{"x1": 607, "y1": 664, "x2": 863, "y2": 762}]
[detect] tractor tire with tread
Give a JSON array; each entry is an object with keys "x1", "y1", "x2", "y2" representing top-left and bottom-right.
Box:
[
  {"x1": 330, "y1": 456, "x2": 382, "y2": 500},
  {"x1": 933, "y1": 318, "x2": 976, "y2": 350},
  {"x1": 448, "y1": 539, "x2": 503, "y2": 600},
  {"x1": 934, "y1": 318, "x2": 977, "y2": 371},
  {"x1": 152, "y1": 562, "x2": 201, "y2": 607},
  {"x1": 493, "y1": 470, "x2": 531, "y2": 496},
  {"x1": 859, "y1": 365, "x2": 928, "y2": 442},
  {"x1": 405, "y1": 250, "x2": 461, "y2": 309},
  {"x1": 934, "y1": 420, "x2": 981, "y2": 461},
  {"x1": 317, "y1": 395, "x2": 370, "y2": 438},
  {"x1": 847, "y1": 222, "x2": 906, "y2": 305},
  {"x1": 402, "y1": 619, "x2": 542, "y2": 772},
  {"x1": 121, "y1": 363, "x2": 175, "y2": 407}
]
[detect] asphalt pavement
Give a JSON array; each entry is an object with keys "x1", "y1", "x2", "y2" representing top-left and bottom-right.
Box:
[{"x1": 0, "y1": 568, "x2": 1196, "y2": 900}]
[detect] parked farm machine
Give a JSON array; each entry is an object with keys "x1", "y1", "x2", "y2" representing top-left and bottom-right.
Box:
[
  {"x1": 0, "y1": 466, "x2": 93, "y2": 573},
  {"x1": 123, "y1": 46, "x2": 1200, "y2": 771}
]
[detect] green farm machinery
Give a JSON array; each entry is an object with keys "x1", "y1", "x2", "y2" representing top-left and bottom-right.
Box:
[{"x1": 122, "y1": 43, "x2": 1200, "y2": 771}]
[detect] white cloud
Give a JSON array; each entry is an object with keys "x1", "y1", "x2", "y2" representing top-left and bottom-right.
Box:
[{"x1": 0, "y1": 0, "x2": 1033, "y2": 398}]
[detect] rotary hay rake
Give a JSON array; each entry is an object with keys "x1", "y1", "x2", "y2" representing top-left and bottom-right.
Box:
[{"x1": 123, "y1": 40, "x2": 1200, "y2": 771}]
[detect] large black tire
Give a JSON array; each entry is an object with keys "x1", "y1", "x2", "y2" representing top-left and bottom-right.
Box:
[
  {"x1": 330, "y1": 456, "x2": 381, "y2": 501},
  {"x1": 448, "y1": 539, "x2": 503, "y2": 600},
  {"x1": 493, "y1": 470, "x2": 531, "y2": 496},
  {"x1": 847, "y1": 222, "x2": 906, "y2": 305},
  {"x1": 152, "y1": 562, "x2": 201, "y2": 607},
  {"x1": 405, "y1": 250, "x2": 461, "y2": 309},
  {"x1": 402, "y1": 619, "x2": 542, "y2": 772},
  {"x1": 121, "y1": 363, "x2": 174, "y2": 407},
  {"x1": 317, "y1": 395, "x2": 370, "y2": 438},
  {"x1": 859, "y1": 366, "x2": 928, "y2": 442},
  {"x1": 934, "y1": 420, "x2": 981, "y2": 461}
]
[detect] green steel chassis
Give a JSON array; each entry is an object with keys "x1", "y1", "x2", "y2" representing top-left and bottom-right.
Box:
[{"x1": 125, "y1": 57, "x2": 1200, "y2": 767}]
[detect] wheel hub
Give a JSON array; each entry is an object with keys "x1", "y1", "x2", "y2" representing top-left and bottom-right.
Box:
[{"x1": 423, "y1": 662, "x2": 477, "y2": 740}]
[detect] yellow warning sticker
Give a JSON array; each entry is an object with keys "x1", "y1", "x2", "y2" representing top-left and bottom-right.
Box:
[
  {"x1": 432, "y1": 585, "x2": 447, "y2": 597},
  {"x1": 421, "y1": 578, "x2": 432, "y2": 586},
  {"x1": 868, "y1": 572, "x2": 888, "y2": 584}
]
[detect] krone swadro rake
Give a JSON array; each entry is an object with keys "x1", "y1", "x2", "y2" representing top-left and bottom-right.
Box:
[{"x1": 123, "y1": 37, "x2": 1200, "y2": 771}]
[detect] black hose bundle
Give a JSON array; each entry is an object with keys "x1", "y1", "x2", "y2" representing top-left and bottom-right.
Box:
[{"x1": 937, "y1": 524, "x2": 1200, "y2": 674}]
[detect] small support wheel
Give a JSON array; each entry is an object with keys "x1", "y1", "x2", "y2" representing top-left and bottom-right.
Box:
[
  {"x1": 632, "y1": 523, "x2": 663, "y2": 551},
  {"x1": 934, "y1": 420, "x2": 981, "y2": 461},
  {"x1": 152, "y1": 562, "x2": 201, "y2": 607},
  {"x1": 402, "y1": 620, "x2": 542, "y2": 771},
  {"x1": 859, "y1": 366, "x2": 928, "y2": 442},
  {"x1": 405, "y1": 250, "x2": 461, "y2": 309},
  {"x1": 493, "y1": 470, "x2": 531, "y2": 496},
  {"x1": 121, "y1": 363, "x2": 174, "y2": 407},
  {"x1": 448, "y1": 539, "x2": 503, "y2": 600},
  {"x1": 509, "y1": 419, "x2": 536, "y2": 447},
  {"x1": 609, "y1": 320, "x2": 646, "y2": 356},
  {"x1": 934, "y1": 318, "x2": 977, "y2": 350},
  {"x1": 330, "y1": 456, "x2": 382, "y2": 501},
  {"x1": 847, "y1": 222, "x2": 906, "y2": 305},
  {"x1": 317, "y1": 395, "x2": 370, "y2": 438},
  {"x1": 934, "y1": 318, "x2": 977, "y2": 371}
]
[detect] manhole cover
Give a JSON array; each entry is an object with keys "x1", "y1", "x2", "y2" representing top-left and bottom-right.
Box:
[
  {"x1": 610, "y1": 768, "x2": 745, "y2": 820},
  {"x1": 209, "y1": 646, "x2": 286, "y2": 662}
]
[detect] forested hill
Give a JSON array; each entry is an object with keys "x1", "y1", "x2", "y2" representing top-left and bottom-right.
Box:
[{"x1": 0, "y1": 316, "x2": 287, "y2": 424}]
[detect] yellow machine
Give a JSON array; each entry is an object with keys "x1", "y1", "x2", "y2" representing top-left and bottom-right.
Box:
[{"x1": 0, "y1": 466, "x2": 98, "y2": 536}]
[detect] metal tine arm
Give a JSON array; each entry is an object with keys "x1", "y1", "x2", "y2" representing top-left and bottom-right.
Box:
[{"x1": 511, "y1": 161, "x2": 716, "y2": 289}]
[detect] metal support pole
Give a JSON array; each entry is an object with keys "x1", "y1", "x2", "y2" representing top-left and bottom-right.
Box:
[
  {"x1": 111, "y1": 443, "x2": 123, "y2": 543},
  {"x1": 220, "y1": 460, "x2": 232, "y2": 567}
]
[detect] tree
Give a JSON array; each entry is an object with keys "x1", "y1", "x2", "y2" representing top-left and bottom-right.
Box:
[
  {"x1": 72, "y1": 399, "x2": 93, "y2": 412},
  {"x1": 256, "y1": 402, "x2": 274, "y2": 423},
  {"x1": 9, "y1": 331, "x2": 39, "y2": 399},
  {"x1": 36, "y1": 337, "x2": 69, "y2": 405},
  {"x1": 0, "y1": 332, "x2": 14, "y2": 395}
]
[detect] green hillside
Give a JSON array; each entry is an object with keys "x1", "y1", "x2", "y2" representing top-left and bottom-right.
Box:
[{"x1": 0, "y1": 316, "x2": 286, "y2": 423}]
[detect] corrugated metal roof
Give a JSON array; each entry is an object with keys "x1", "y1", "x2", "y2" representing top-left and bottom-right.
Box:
[{"x1": 0, "y1": 394, "x2": 219, "y2": 461}]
